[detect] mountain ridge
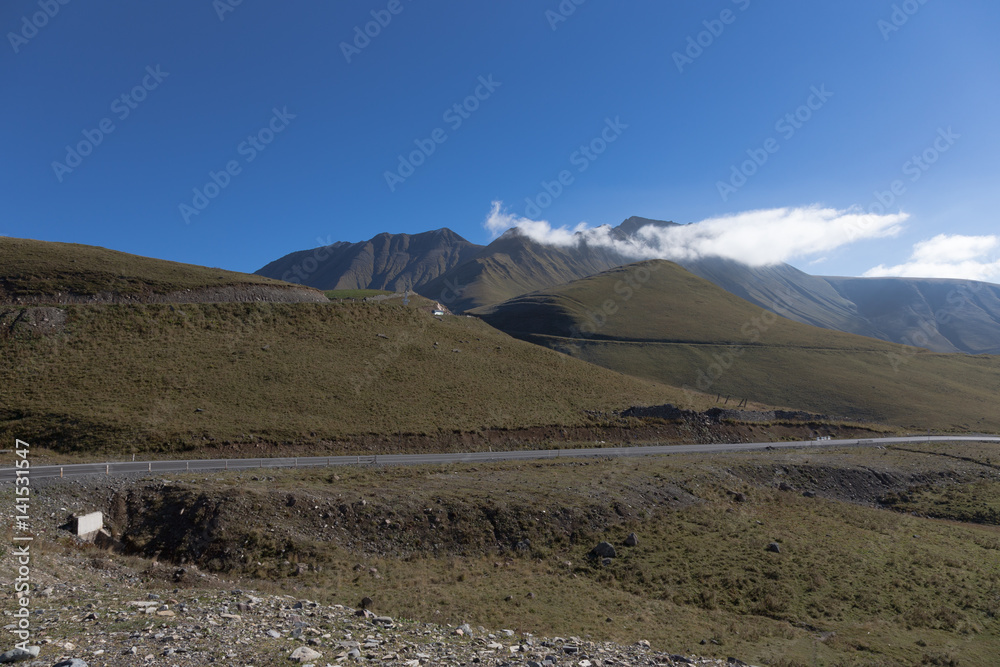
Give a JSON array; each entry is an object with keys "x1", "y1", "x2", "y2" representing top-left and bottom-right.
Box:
[{"x1": 256, "y1": 217, "x2": 1000, "y2": 354}]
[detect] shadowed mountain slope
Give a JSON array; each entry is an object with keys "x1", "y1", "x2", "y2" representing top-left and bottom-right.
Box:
[
  {"x1": 256, "y1": 228, "x2": 482, "y2": 293},
  {"x1": 823, "y1": 276, "x2": 1000, "y2": 355},
  {"x1": 419, "y1": 228, "x2": 631, "y2": 312}
]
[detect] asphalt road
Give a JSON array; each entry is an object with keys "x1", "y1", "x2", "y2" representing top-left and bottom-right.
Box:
[{"x1": 2, "y1": 435, "x2": 999, "y2": 484}]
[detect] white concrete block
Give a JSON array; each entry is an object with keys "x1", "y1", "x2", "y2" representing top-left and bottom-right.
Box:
[{"x1": 75, "y1": 511, "x2": 103, "y2": 536}]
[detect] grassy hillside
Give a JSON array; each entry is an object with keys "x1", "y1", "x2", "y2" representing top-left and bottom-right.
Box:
[
  {"x1": 0, "y1": 300, "x2": 683, "y2": 455},
  {"x1": 475, "y1": 260, "x2": 1000, "y2": 431},
  {"x1": 0, "y1": 237, "x2": 308, "y2": 301}
]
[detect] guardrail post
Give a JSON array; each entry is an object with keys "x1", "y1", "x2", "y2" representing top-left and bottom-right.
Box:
[
  {"x1": 225, "y1": 460, "x2": 228, "y2": 470},
  {"x1": 148, "y1": 462, "x2": 151, "y2": 472},
  {"x1": 186, "y1": 461, "x2": 189, "y2": 472},
  {"x1": 105, "y1": 464, "x2": 109, "y2": 475},
  {"x1": 295, "y1": 457, "x2": 298, "y2": 468},
  {"x1": 60, "y1": 467, "x2": 63, "y2": 478}
]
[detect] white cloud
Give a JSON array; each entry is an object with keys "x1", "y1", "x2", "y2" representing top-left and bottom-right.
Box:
[
  {"x1": 864, "y1": 234, "x2": 1000, "y2": 281},
  {"x1": 483, "y1": 201, "x2": 907, "y2": 267}
]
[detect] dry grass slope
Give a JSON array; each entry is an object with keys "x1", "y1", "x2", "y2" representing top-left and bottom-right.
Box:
[
  {"x1": 0, "y1": 237, "x2": 296, "y2": 300},
  {"x1": 0, "y1": 301, "x2": 682, "y2": 455},
  {"x1": 477, "y1": 260, "x2": 1000, "y2": 432}
]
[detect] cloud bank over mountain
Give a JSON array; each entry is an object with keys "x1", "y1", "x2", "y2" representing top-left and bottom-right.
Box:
[
  {"x1": 484, "y1": 201, "x2": 907, "y2": 267},
  {"x1": 864, "y1": 234, "x2": 1000, "y2": 282}
]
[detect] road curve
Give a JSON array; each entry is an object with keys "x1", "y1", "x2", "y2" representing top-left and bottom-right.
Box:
[{"x1": 1, "y1": 435, "x2": 998, "y2": 483}]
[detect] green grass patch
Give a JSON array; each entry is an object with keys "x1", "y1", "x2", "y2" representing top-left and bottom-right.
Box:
[{"x1": 883, "y1": 480, "x2": 1000, "y2": 525}]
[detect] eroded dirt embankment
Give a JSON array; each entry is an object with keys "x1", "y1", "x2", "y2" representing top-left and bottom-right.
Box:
[
  {"x1": 32, "y1": 442, "x2": 998, "y2": 577},
  {"x1": 0, "y1": 282, "x2": 328, "y2": 306}
]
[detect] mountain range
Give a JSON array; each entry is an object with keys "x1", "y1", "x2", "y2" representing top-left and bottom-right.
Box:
[{"x1": 257, "y1": 217, "x2": 1000, "y2": 354}]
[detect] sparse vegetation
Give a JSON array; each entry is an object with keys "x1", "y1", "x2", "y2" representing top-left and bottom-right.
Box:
[{"x1": 26, "y1": 442, "x2": 1000, "y2": 666}]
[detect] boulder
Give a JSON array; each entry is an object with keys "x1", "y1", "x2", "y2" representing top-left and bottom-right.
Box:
[
  {"x1": 767, "y1": 542, "x2": 781, "y2": 553},
  {"x1": 623, "y1": 532, "x2": 638, "y2": 547},
  {"x1": 589, "y1": 542, "x2": 616, "y2": 559},
  {"x1": 290, "y1": 646, "x2": 322, "y2": 662},
  {"x1": 0, "y1": 646, "x2": 39, "y2": 663}
]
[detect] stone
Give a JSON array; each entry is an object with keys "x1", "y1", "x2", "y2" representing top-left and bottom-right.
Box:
[
  {"x1": 733, "y1": 492, "x2": 747, "y2": 502},
  {"x1": 0, "y1": 646, "x2": 39, "y2": 663},
  {"x1": 290, "y1": 646, "x2": 322, "y2": 662},
  {"x1": 778, "y1": 481, "x2": 794, "y2": 492},
  {"x1": 623, "y1": 532, "x2": 638, "y2": 547},
  {"x1": 53, "y1": 661, "x2": 88, "y2": 667},
  {"x1": 767, "y1": 542, "x2": 781, "y2": 553},
  {"x1": 589, "y1": 542, "x2": 616, "y2": 559},
  {"x1": 803, "y1": 490, "x2": 816, "y2": 498}
]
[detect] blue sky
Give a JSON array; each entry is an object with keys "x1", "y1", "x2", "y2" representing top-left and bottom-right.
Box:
[{"x1": 3, "y1": 1, "x2": 999, "y2": 280}]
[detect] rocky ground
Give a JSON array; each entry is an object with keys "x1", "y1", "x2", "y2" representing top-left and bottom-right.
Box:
[{"x1": 0, "y1": 552, "x2": 751, "y2": 667}]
